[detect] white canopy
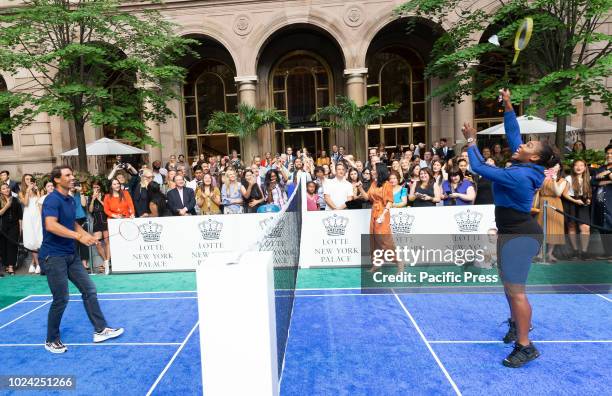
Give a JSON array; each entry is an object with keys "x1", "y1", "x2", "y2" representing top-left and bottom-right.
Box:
[
  {"x1": 477, "y1": 115, "x2": 579, "y2": 135},
  {"x1": 61, "y1": 137, "x2": 148, "y2": 156}
]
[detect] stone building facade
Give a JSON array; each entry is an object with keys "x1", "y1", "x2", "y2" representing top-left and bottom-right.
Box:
[{"x1": 0, "y1": 0, "x2": 610, "y2": 175}]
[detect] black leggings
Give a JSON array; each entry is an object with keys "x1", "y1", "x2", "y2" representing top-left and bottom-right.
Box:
[{"x1": 0, "y1": 225, "x2": 19, "y2": 269}]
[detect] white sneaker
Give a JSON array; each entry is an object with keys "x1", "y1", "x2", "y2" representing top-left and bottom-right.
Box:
[
  {"x1": 45, "y1": 340, "x2": 68, "y2": 354},
  {"x1": 104, "y1": 260, "x2": 110, "y2": 275},
  {"x1": 35, "y1": 265, "x2": 41, "y2": 274},
  {"x1": 93, "y1": 327, "x2": 124, "y2": 343},
  {"x1": 28, "y1": 264, "x2": 35, "y2": 273}
]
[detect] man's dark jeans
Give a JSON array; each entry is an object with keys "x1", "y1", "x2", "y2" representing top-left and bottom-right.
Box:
[{"x1": 43, "y1": 254, "x2": 108, "y2": 342}]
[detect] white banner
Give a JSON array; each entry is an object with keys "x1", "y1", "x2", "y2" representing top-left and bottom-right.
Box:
[
  {"x1": 108, "y1": 213, "x2": 281, "y2": 273},
  {"x1": 298, "y1": 205, "x2": 497, "y2": 268},
  {"x1": 109, "y1": 204, "x2": 497, "y2": 272}
]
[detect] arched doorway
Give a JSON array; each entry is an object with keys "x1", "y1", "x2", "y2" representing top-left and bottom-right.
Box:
[
  {"x1": 0, "y1": 76, "x2": 13, "y2": 148},
  {"x1": 257, "y1": 24, "x2": 345, "y2": 157},
  {"x1": 366, "y1": 46, "x2": 427, "y2": 151},
  {"x1": 365, "y1": 18, "x2": 441, "y2": 155},
  {"x1": 270, "y1": 51, "x2": 333, "y2": 157},
  {"x1": 181, "y1": 36, "x2": 238, "y2": 165}
]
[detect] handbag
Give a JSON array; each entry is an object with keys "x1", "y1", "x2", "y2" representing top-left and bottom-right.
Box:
[{"x1": 530, "y1": 190, "x2": 541, "y2": 215}]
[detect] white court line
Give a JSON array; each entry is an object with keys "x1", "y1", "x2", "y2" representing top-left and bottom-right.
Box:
[
  {"x1": 27, "y1": 290, "x2": 196, "y2": 298},
  {"x1": 595, "y1": 294, "x2": 612, "y2": 303},
  {"x1": 295, "y1": 293, "x2": 380, "y2": 297},
  {"x1": 296, "y1": 283, "x2": 612, "y2": 291},
  {"x1": 24, "y1": 297, "x2": 198, "y2": 303},
  {"x1": 429, "y1": 340, "x2": 612, "y2": 344},
  {"x1": 577, "y1": 284, "x2": 612, "y2": 303},
  {"x1": 392, "y1": 290, "x2": 462, "y2": 396},
  {"x1": 0, "y1": 296, "x2": 31, "y2": 313},
  {"x1": 0, "y1": 301, "x2": 51, "y2": 331},
  {"x1": 0, "y1": 342, "x2": 182, "y2": 347},
  {"x1": 146, "y1": 321, "x2": 199, "y2": 396}
]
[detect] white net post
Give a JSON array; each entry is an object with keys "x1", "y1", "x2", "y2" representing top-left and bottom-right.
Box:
[{"x1": 196, "y1": 251, "x2": 279, "y2": 396}]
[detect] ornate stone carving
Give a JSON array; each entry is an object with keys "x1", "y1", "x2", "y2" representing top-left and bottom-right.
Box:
[
  {"x1": 233, "y1": 14, "x2": 252, "y2": 36},
  {"x1": 344, "y1": 5, "x2": 364, "y2": 27}
]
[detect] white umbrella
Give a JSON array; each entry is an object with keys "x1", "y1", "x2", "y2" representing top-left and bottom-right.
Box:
[
  {"x1": 477, "y1": 115, "x2": 579, "y2": 135},
  {"x1": 61, "y1": 137, "x2": 148, "y2": 156}
]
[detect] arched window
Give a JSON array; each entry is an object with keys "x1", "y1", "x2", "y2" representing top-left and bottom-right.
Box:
[
  {"x1": 183, "y1": 60, "x2": 238, "y2": 162},
  {"x1": 0, "y1": 76, "x2": 13, "y2": 148},
  {"x1": 270, "y1": 52, "x2": 333, "y2": 156},
  {"x1": 366, "y1": 46, "x2": 427, "y2": 150}
]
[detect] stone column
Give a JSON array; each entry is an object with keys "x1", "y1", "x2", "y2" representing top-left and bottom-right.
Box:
[
  {"x1": 145, "y1": 114, "x2": 162, "y2": 164},
  {"x1": 454, "y1": 95, "x2": 474, "y2": 149},
  {"x1": 235, "y1": 76, "x2": 258, "y2": 163},
  {"x1": 141, "y1": 81, "x2": 162, "y2": 164},
  {"x1": 343, "y1": 68, "x2": 368, "y2": 159},
  {"x1": 344, "y1": 68, "x2": 368, "y2": 106}
]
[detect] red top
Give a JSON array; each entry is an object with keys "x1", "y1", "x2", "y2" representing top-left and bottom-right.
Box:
[{"x1": 103, "y1": 191, "x2": 135, "y2": 218}]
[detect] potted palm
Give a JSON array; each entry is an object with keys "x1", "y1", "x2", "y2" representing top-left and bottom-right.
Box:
[
  {"x1": 206, "y1": 103, "x2": 287, "y2": 163},
  {"x1": 315, "y1": 96, "x2": 399, "y2": 161}
]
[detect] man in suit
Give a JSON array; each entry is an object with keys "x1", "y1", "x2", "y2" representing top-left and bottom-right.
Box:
[
  {"x1": 0, "y1": 170, "x2": 20, "y2": 195},
  {"x1": 438, "y1": 138, "x2": 455, "y2": 161},
  {"x1": 167, "y1": 174, "x2": 196, "y2": 216}
]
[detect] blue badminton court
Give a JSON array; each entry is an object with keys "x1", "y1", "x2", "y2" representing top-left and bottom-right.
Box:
[{"x1": 0, "y1": 289, "x2": 610, "y2": 395}]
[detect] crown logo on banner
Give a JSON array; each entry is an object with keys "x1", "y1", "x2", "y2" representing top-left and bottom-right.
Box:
[
  {"x1": 454, "y1": 210, "x2": 483, "y2": 233},
  {"x1": 259, "y1": 217, "x2": 284, "y2": 239},
  {"x1": 391, "y1": 212, "x2": 415, "y2": 234},
  {"x1": 322, "y1": 214, "x2": 349, "y2": 236},
  {"x1": 198, "y1": 218, "x2": 223, "y2": 240},
  {"x1": 138, "y1": 221, "x2": 163, "y2": 242}
]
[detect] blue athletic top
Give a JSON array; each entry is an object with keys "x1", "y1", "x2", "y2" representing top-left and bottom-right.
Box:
[
  {"x1": 39, "y1": 190, "x2": 77, "y2": 258},
  {"x1": 468, "y1": 110, "x2": 545, "y2": 214},
  {"x1": 393, "y1": 186, "x2": 407, "y2": 204}
]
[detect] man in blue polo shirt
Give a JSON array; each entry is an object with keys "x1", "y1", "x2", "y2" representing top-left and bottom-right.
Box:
[{"x1": 40, "y1": 165, "x2": 124, "y2": 354}]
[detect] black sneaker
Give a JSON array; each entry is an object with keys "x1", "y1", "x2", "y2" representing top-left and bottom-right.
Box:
[
  {"x1": 502, "y1": 319, "x2": 517, "y2": 343},
  {"x1": 502, "y1": 319, "x2": 534, "y2": 343},
  {"x1": 45, "y1": 340, "x2": 68, "y2": 354},
  {"x1": 503, "y1": 342, "x2": 540, "y2": 368}
]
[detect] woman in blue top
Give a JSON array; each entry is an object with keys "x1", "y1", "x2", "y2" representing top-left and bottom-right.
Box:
[
  {"x1": 463, "y1": 89, "x2": 558, "y2": 369},
  {"x1": 441, "y1": 168, "x2": 476, "y2": 205},
  {"x1": 389, "y1": 171, "x2": 407, "y2": 208}
]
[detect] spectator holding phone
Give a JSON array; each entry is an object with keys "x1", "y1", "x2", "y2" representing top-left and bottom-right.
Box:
[
  {"x1": 19, "y1": 174, "x2": 43, "y2": 273},
  {"x1": 409, "y1": 168, "x2": 441, "y2": 207},
  {"x1": 441, "y1": 167, "x2": 476, "y2": 206}
]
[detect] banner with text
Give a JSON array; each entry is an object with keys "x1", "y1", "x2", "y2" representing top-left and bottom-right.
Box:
[
  {"x1": 299, "y1": 205, "x2": 497, "y2": 268},
  {"x1": 109, "y1": 213, "x2": 286, "y2": 273}
]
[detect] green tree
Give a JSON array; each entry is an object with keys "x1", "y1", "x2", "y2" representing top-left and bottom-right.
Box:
[
  {"x1": 395, "y1": 0, "x2": 612, "y2": 152},
  {"x1": 0, "y1": 0, "x2": 195, "y2": 170},
  {"x1": 206, "y1": 103, "x2": 288, "y2": 161},
  {"x1": 315, "y1": 96, "x2": 399, "y2": 160}
]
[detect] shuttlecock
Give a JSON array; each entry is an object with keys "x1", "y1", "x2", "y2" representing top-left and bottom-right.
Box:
[{"x1": 488, "y1": 35, "x2": 500, "y2": 46}]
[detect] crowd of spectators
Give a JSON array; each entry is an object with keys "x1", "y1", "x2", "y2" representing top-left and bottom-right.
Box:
[{"x1": 1, "y1": 137, "x2": 611, "y2": 275}]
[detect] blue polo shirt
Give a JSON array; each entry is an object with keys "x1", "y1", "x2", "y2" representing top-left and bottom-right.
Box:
[{"x1": 39, "y1": 190, "x2": 77, "y2": 258}]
